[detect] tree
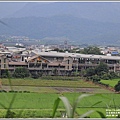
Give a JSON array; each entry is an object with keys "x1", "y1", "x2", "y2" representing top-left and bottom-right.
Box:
[
  {"x1": 85, "y1": 68, "x2": 96, "y2": 77},
  {"x1": 114, "y1": 80, "x2": 120, "y2": 92},
  {"x1": 13, "y1": 67, "x2": 30, "y2": 78},
  {"x1": 81, "y1": 46, "x2": 103, "y2": 55},
  {"x1": 95, "y1": 62, "x2": 109, "y2": 76}
]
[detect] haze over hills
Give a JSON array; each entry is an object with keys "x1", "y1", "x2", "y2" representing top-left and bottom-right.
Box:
[
  {"x1": 1, "y1": 2, "x2": 120, "y2": 45},
  {"x1": 9, "y1": 2, "x2": 120, "y2": 23},
  {"x1": 0, "y1": 2, "x2": 27, "y2": 18}
]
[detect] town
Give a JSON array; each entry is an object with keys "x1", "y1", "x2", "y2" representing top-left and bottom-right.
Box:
[{"x1": 1, "y1": 35, "x2": 120, "y2": 78}]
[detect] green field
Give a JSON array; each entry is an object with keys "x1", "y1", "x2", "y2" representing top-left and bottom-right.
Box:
[
  {"x1": 1, "y1": 78, "x2": 111, "y2": 93},
  {"x1": 101, "y1": 79, "x2": 120, "y2": 87},
  {"x1": 0, "y1": 92, "x2": 119, "y2": 118},
  {"x1": 1, "y1": 78, "x2": 98, "y2": 88},
  {"x1": 0, "y1": 77, "x2": 119, "y2": 118}
]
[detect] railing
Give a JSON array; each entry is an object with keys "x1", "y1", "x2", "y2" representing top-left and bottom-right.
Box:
[{"x1": 28, "y1": 67, "x2": 66, "y2": 71}]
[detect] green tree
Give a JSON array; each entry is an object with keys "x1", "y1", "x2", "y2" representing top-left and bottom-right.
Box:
[
  {"x1": 81, "y1": 46, "x2": 103, "y2": 55},
  {"x1": 85, "y1": 68, "x2": 96, "y2": 77},
  {"x1": 95, "y1": 62, "x2": 109, "y2": 76},
  {"x1": 13, "y1": 67, "x2": 30, "y2": 78}
]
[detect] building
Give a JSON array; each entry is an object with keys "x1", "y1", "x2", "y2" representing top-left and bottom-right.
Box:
[{"x1": 1, "y1": 51, "x2": 120, "y2": 76}]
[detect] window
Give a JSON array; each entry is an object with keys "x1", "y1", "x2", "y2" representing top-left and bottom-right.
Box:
[{"x1": 68, "y1": 60, "x2": 70, "y2": 64}]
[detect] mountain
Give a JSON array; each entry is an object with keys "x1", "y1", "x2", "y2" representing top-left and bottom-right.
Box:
[
  {"x1": 9, "y1": 2, "x2": 120, "y2": 23},
  {"x1": 0, "y1": 2, "x2": 27, "y2": 18},
  {"x1": 1, "y1": 2, "x2": 120, "y2": 45},
  {"x1": 0, "y1": 15, "x2": 120, "y2": 45}
]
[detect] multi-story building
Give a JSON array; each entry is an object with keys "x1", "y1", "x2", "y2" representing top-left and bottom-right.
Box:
[{"x1": 1, "y1": 51, "x2": 120, "y2": 76}]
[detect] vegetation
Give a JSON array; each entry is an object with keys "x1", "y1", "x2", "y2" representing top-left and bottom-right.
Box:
[
  {"x1": 52, "y1": 94, "x2": 97, "y2": 118},
  {"x1": 1, "y1": 78, "x2": 99, "y2": 88},
  {"x1": 85, "y1": 62, "x2": 109, "y2": 82},
  {"x1": 0, "y1": 93, "x2": 119, "y2": 118},
  {"x1": 80, "y1": 46, "x2": 103, "y2": 55},
  {"x1": 101, "y1": 79, "x2": 120, "y2": 87},
  {"x1": 114, "y1": 80, "x2": 120, "y2": 92},
  {"x1": 84, "y1": 62, "x2": 120, "y2": 84},
  {"x1": 0, "y1": 62, "x2": 120, "y2": 118},
  {"x1": 13, "y1": 67, "x2": 30, "y2": 78}
]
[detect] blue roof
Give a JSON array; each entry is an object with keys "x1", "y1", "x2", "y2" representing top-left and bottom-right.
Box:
[{"x1": 111, "y1": 51, "x2": 119, "y2": 55}]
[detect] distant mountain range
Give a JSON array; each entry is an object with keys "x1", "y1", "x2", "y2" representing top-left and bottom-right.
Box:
[{"x1": 0, "y1": 2, "x2": 120, "y2": 45}]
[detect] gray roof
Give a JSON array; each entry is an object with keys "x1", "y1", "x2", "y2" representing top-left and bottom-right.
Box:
[{"x1": 32, "y1": 51, "x2": 120, "y2": 60}]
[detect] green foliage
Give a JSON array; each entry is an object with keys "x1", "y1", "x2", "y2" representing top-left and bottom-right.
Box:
[
  {"x1": 114, "y1": 80, "x2": 120, "y2": 92},
  {"x1": 109, "y1": 71, "x2": 119, "y2": 79},
  {"x1": 52, "y1": 94, "x2": 107, "y2": 118},
  {"x1": 91, "y1": 75, "x2": 101, "y2": 82},
  {"x1": 30, "y1": 72, "x2": 42, "y2": 79},
  {"x1": 13, "y1": 67, "x2": 30, "y2": 78},
  {"x1": 101, "y1": 73, "x2": 111, "y2": 80},
  {"x1": 95, "y1": 62, "x2": 109, "y2": 76},
  {"x1": 52, "y1": 94, "x2": 94, "y2": 118},
  {"x1": 84, "y1": 62, "x2": 116, "y2": 82},
  {"x1": 85, "y1": 68, "x2": 96, "y2": 77},
  {"x1": 80, "y1": 46, "x2": 103, "y2": 55},
  {"x1": 1, "y1": 70, "x2": 12, "y2": 78}
]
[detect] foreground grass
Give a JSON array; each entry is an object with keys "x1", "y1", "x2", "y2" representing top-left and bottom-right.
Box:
[
  {"x1": 0, "y1": 92, "x2": 120, "y2": 118},
  {"x1": 1, "y1": 92, "x2": 120, "y2": 109}
]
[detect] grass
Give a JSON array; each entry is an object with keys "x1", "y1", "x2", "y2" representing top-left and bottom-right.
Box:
[
  {"x1": 101, "y1": 79, "x2": 120, "y2": 87},
  {"x1": 76, "y1": 108, "x2": 106, "y2": 118},
  {"x1": 0, "y1": 77, "x2": 119, "y2": 118},
  {"x1": 2, "y1": 86, "x2": 57, "y2": 93},
  {"x1": 1, "y1": 78, "x2": 112, "y2": 93},
  {"x1": 0, "y1": 109, "x2": 64, "y2": 118},
  {"x1": 0, "y1": 93, "x2": 119, "y2": 109},
  {"x1": 1, "y1": 78, "x2": 99, "y2": 88},
  {"x1": 0, "y1": 92, "x2": 120, "y2": 118}
]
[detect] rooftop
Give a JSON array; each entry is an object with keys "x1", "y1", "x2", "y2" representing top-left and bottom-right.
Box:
[{"x1": 33, "y1": 51, "x2": 120, "y2": 60}]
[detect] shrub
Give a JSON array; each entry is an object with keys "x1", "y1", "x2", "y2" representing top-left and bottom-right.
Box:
[
  {"x1": 1, "y1": 70, "x2": 12, "y2": 78},
  {"x1": 114, "y1": 80, "x2": 120, "y2": 92},
  {"x1": 13, "y1": 67, "x2": 30, "y2": 78},
  {"x1": 31, "y1": 72, "x2": 39, "y2": 79},
  {"x1": 91, "y1": 75, "x2": 101, "y2": 82},
  {"x1": 101, "y1": 73, "x2": 111, "y2": 80}
]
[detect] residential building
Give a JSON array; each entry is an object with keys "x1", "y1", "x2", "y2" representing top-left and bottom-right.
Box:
[{"x1": 1, "y1": 51, "x2": 120, "y2": 76}]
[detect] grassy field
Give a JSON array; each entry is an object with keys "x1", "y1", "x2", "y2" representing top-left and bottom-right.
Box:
[
  {"x1": 101, "y1": 79, "x2": 120, "y2": 87},
  {"x1": 1, "y1": 78, "x2": 111, "y2": 93},
  {"x1": 0, "y1": 92, "x2": 120, "y2": 118},
  {"x1": 0, "y1": 77, "x2": 119, "y2": 118},
  {"x1": 1, "y1": 78, "x2": 99, "y2": 88}
]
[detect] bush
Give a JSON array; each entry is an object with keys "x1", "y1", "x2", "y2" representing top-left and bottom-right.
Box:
[
  {"x1": 1, "y1": 70, "x2": 12, "y2": 78},
  {"x1": 31, "y1": 72, "x2": 39, "y2": 79},
  {"x1": 13, "y1": 67, "x2": 30, "y2": 78},
  {"x1": 114, "y1": 80, "x2": 120, "y2": 92},
  {"x1": 109, "y1": 71, "x2": 118, "y2": 79},
  {"x1": 30, "y1": 71, "x2": 43, "y2": 79},
  {"x1": 101, "y1": 73, "x2": 111, "y2": 80},
  {"x1": 91, "y1": 75, "x2": 101, "y2": 82}
]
